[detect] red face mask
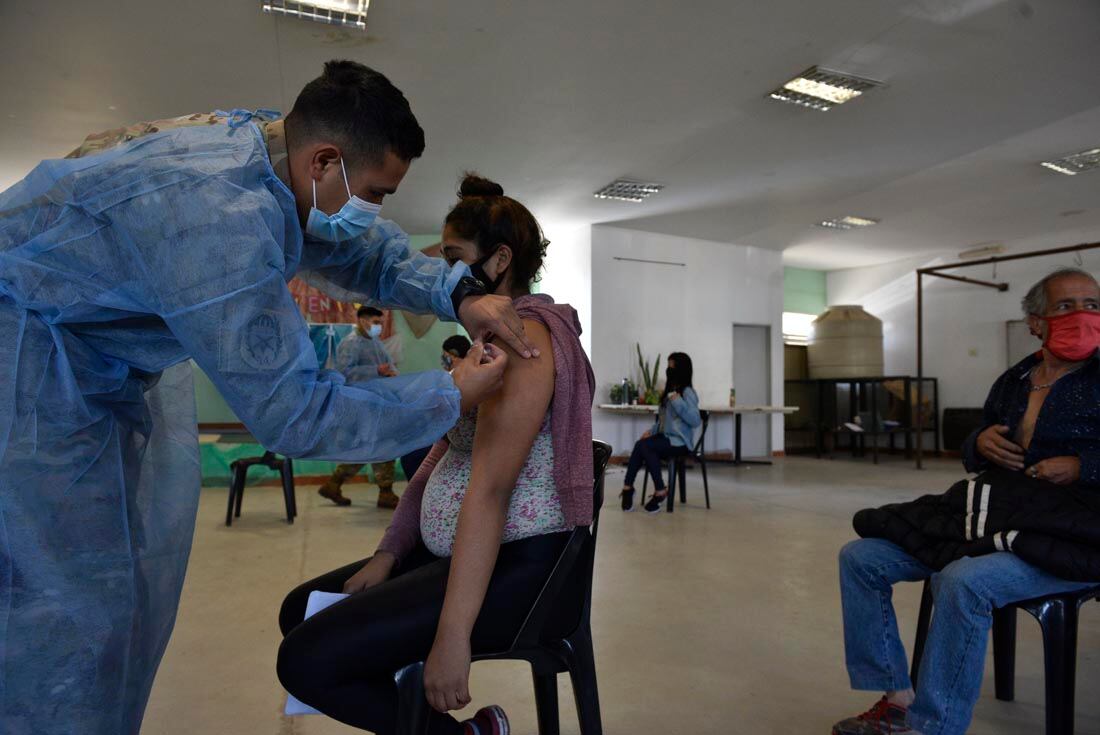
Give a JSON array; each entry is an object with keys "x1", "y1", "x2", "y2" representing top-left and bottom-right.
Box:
[{"x1": 1042, "y1": 310, "x2": 1100, "y2": 362}]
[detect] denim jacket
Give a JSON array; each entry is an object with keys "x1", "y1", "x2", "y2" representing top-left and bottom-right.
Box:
[
  {"x1": 962, "y1": 351, "x2": 1100, "y2": 487},
  {"x1": 650, "y1": 386, "x2": 703, "y2": 448}
]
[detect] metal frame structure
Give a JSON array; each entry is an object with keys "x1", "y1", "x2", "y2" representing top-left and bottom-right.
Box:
[{"x1": 915, "y1": 241, "x2": 1100, "y2": 468}]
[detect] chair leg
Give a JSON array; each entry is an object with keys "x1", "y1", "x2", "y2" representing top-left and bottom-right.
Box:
[
  {"x1": 564, "y1": 626, "x2": 603, "y2": 735},
  {"x1": 285, "y1": 457, "x2": 298, "y2": 518},
  {"x1": 910, "y1": 580, "x2": 934, "y2": 686},
  {"x1": 666, "y1": 463, "x2": 675, "y2": 513},
  {"x1": 394, "y1": 662, "x2": 432, "y2": 735},
  {"x1": 532, "y1": 670, "x2": 561, "y2": 735},
  {"x1": 225, "y1": 464, "x2": 242, "y2": 527},
  {"x1": 678, "y1": 460, "x2": 687, "y2": 504},
  {"x1": 1033, "y1": 597, "x2": 1078, "y2": 735},
  {"x1": 641, "y1": 469, "x2": 648, "y2": 504},
  {"x1": 280, "y1": 459, "x2": 295, "y2": 524},
  {"x1": 700, "y1": 456, "x2": 710, "y2": 509},
  {"x1": 992, "y1": 605, "x2": 1017, "y2": 702},
  {"x1": 234, "y1": 473, "x2": 246, "y2": 518}
]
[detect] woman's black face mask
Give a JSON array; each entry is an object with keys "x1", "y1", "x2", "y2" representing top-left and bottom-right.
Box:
[{"x1": 470, "y1": 248, "x2": 505, "y2": 293}]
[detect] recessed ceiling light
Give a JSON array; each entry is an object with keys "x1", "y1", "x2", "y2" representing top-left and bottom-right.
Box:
[
  {"x1": 593, "y1": 179, "x2": 664, "y2": 203},
  {"x1": 1040, "y1": 147, "x2": 1100, "y2": 176},
  {"x1": 817, "y1": 215, "x2": 880, "y2": 230},
  {"x1": 768, "y1": 66, "x2": 883, "y2": 111},
  {"x1": 261, "y1": 0, "x2": 369, "y2": 29}
]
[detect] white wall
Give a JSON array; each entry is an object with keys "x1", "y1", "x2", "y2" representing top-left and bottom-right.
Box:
[
  {"x1": 591, "y1": 225, "x2": 785, "y2": 456},
  {"x1": 827, "y1": 237, "x2": 1100, "y2": 439},
  {"x1": 537, "y1": 223, "x2": 592, "y2": 356}
]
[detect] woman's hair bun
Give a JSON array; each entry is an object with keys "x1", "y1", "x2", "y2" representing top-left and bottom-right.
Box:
[{"x1": 458, "y1": 172, "x2": 504, "y2": 199}]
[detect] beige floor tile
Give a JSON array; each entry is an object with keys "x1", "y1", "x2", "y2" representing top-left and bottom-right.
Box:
[{"x1": 143, "y1": 457, "x2": 1100, "y2": 734}]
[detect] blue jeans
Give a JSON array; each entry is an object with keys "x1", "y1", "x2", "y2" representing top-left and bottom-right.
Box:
[
  {"x1": 623, "y1": 434, "x2": 688, "y2": 491},
  {"x1": 839, "y1": 538, "x2": 1095, "y2": 735}
]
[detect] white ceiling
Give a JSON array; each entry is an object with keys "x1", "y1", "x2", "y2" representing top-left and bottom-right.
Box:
[{"x1": 2, "y1": 0, "x2": 1099, "y2": 270}]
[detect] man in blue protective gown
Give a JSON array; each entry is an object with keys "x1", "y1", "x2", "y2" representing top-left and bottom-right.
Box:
[{"x1": 0, "y1": 60, "x2": 538, "y2": 734}]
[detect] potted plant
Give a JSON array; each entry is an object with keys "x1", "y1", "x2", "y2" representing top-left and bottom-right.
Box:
[
  {"x1": 609, "y1": 378, "x2": 638, "y2": 405},
  {"x1": 636, "y1": 344, "x2": 662, "y2": 405}
]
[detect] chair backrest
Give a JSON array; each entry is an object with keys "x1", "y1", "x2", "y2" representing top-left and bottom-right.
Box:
[
  {"x1": 590, "y1": 440, "x2": 612, "y2": 540},
  {"x1": 504, "y1": 440, "x2": 612, "y2": 651},
  {"x1": 692, "y1": 410, "x2": 711, "y2": 456}
]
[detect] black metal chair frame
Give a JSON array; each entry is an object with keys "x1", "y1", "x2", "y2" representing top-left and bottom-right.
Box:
[
  {"x1": 225, "y1": 450, "x2": 297, "y2": 526},
  {"x1": 639, "y1": 410, "x2": 711, "y2": 512},
  {"x1": 393, "y1": 440, "x2": 613, "y2": 735},
  {"x1": 911, "y1": 578, "x2": 1100, "y2": 735}
]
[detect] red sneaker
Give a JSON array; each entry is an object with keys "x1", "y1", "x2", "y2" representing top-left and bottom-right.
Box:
[
  {"x1": 462, "y1": 704, "x2": 509, "y2": 735},
  {"x1": 832, "y1": 697, "x2": 913, "y2": 734}
]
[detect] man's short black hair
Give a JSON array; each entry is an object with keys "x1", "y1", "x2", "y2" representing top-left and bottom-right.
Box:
[
  {"x1": 443, "y1": 335, "x2": 472, "y2": 358},
  {"x1": 358, "y1": 306, "x2": 384, "y2": 318},
  {"x1": 286, "y1": 60, "x2": 425, "y2": 165}
]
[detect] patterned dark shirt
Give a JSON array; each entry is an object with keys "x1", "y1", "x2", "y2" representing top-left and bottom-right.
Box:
[{"x1": 962, "y1": 350, "x2": 1100, "y2": 486}]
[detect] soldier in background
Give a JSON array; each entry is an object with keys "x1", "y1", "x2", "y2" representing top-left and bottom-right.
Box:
[{"x1": 319, "y1": 306, "x2": 402, "y2": 508}]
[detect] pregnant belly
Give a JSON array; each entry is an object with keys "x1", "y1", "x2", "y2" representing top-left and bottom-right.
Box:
[{"x1": 419, "y1": 437, "x2": 566, "y2": 558}]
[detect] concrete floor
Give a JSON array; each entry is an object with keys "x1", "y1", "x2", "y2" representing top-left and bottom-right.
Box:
[{"x1": 144, "y1": 456, "x2": 1100, "y2": 734}]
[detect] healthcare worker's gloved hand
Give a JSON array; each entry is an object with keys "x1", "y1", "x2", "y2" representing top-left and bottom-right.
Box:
[
  {"x1": 451, "y1": 342, "x2": 508, "y2": 413},
  {"x1": 458, "y1": 295, "x2": 541, "y2": 359}
]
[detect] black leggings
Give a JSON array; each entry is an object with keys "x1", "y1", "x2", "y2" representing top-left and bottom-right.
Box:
[
  {"x1": 277, "y1": 532, "x2": 571, "y2": 734},
  {"x1": 623, "y1": 434, "x2": 688, "y2": 491}
]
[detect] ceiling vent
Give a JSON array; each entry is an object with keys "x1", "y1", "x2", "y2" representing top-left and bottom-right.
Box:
[
  {"x1": 958, "y1": 243, "x2": 1005, "y2": 260},
  {"x1": 1040, "y1": 148, "x2": 1100, "y2": 176},
  {"x1": 262, "y1": 0, "x2": 369, "y2": 29},
  {"x1": 816, "y1": 215, "x2": 880, "y2": 230},
  {"x1": 768, "y1": 66, "x2": 883, "y2": 111},
  {"x1": 593, "y1": 179, "x2": 664, "y2": 203}
]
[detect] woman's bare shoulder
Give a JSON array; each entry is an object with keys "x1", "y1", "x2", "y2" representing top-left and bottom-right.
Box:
[{"x1": 492, "y1": 319, "x2": 554, "y2": 384}]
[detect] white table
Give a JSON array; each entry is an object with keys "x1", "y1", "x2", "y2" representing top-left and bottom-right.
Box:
[{"x1": 597, "y1": 404, "x2": 798, "y2": 465}]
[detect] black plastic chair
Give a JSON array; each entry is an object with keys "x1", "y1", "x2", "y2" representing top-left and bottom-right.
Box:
[
  {"x1": 393, "y1": 440, "x2": 613, "y2": 735},
  {"x1": 225, "y1": 451, "x2": 297, "y2": 526},
  {"x1": 640, "y1": 410, "x2": 710, "y2": 512},
  {"x1": 910, "y1": 578, "x2": 1100, "y2": 735}
]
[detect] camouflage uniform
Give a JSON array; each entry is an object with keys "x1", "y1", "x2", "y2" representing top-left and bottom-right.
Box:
[
  {"x1": 68, "y1": 112, "x2": 223, "y2": 158},
  {"x1": 69, "y1": 112, "x2": 292, "y2": 187},
  {"x1": 321, "y1": 459, "x2": 396, "y2": 498}
]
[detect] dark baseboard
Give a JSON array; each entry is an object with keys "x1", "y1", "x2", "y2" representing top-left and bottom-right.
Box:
[{"x1": 609, "y1": 451, "x2": 734, "y2": 466}]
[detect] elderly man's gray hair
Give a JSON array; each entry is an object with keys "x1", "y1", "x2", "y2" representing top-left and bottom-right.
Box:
[{"x1": 1021, "y1": 267, "x2": 1099, "y2": 316}]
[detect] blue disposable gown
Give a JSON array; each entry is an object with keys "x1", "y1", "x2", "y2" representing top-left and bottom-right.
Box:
[{"x1": 0, "y1": 122, "x2": 467, "y2": 734}]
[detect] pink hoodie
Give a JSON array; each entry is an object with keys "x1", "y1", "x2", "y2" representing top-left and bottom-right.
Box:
[{"x1": 377, "y1": 293, "x2": 595, "y2": 561}]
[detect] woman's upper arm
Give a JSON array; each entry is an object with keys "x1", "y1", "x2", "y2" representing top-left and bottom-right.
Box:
[
  {"x1": 678, "y1": 389, "x2": 702, "y2": 425},
  {"x1": 470, "y1": 320, "x2": 555, "y2": 495}
]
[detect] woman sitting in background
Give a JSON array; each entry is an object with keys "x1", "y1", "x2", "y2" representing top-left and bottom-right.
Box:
[
  {"x1": 277, "y1": 174, "x2": 596, "y2": 735},
  {"x1": 620, "y1": 352, "x2": 702, "y2": 513}
]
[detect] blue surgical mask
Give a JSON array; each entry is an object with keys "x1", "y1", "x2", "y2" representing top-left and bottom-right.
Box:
[
  {"x1": 441, "y1": 354, "x2": 454, "y2": 370},
  {"x1": 305, "y1": 158, "x2": 382, "y2": 242},
  {"x1": 367, "y1": 324, "x2": 383, "y2": 339}
]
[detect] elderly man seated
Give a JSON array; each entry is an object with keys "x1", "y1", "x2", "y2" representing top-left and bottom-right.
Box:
[{"x1": 832, "y1": 267, "x2": 1100, "y2": 735}]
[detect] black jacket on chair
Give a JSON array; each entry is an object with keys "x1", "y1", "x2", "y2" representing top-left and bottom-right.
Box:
[{"x1": 854, "y1": 468, "x2": 1100, "y2": 582}]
